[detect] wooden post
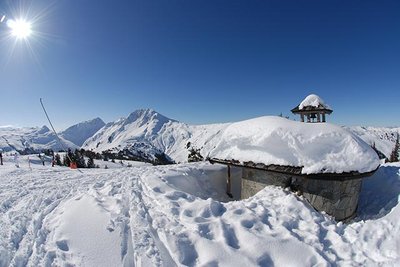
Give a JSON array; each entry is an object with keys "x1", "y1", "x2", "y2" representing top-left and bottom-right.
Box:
[
  {"x1": 322, "y1": 113, "x2": 326, "y2": 122},
  {"x1": 227, "y1": 165, "x2": 233, "y2": 198},
  {"x1": 317, "y1": 113, "x2": 321, "y2": 122},
  {"x1": 301, "y1": 114, "x2": 304, "y2": 122}
]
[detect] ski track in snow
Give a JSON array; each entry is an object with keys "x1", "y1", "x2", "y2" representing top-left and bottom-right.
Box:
[{"x1": 0, "y1": 161, "x2": 399, "y2": 266}]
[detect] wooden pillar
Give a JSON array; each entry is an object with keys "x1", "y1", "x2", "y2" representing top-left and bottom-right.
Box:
[
  {"x1": 227, "y1": 165, "x2": 233, "y2": 198},
  {"x1": 307, "y1": 114, "x2": 311, "y2": 123},
  {"x1": 322, "y1": 113, "x2": 326, "y2": 122},
  {"x1": 300, "y1": 114, "x2": 304, "y2": 122},
  {"x1": 317, "y1": 113, "x2": 321, "y2": 122}
]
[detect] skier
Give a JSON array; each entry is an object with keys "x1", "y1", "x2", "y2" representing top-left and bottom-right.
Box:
[
  {"x1": 0, "y1": 149, "x2": 3, "y2": 165},
  {"x1": 14, "y1": 152, "x2": 19, "y2": 168}
]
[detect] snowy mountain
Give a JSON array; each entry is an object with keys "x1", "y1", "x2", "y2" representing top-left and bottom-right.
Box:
[
  {"x1": 0, "y1": 125, "x2": 78, "y2": 154},
  {"x1": 83, "y1": 109, "x2": 399, "y2": 164},
  {"x1": 82, "y1": 109, "x2": 228, "y2": 164},
  {"x1": 345, "y1": 126, "x2": 400, "y2": 159},
  {"x1": 60, "y1": 117, "x2": 105, "y2": 147},
  {"x1": 1, "y1": 110, "x2": 398, "y2": 163}
]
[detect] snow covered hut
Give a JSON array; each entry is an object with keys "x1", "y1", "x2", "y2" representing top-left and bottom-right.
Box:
[
  {"x1": 291, "y1": 94, "x2": 333, "y2": 123},
  {"x1": 209, "y1": 116, "x2": 380, "y2": 221}
]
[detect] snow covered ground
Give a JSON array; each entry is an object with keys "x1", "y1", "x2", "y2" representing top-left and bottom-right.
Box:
[{"x1": 0, "y1": 157, "x2": 399, "y2": 266}]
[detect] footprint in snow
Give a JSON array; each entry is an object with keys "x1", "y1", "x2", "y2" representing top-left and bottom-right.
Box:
[{"x1": 56, "y1": 240, "x2": 69, "y2": 252}]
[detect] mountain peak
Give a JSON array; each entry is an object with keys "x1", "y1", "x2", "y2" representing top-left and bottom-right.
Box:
[
  {"x1": 38, "y1": 125, "x2": 51, "y2": 134},
  {"x1": 86, "y1": 117, "x2": 104, "y2": 124},
  {"x1": 60, "y1": 117, "x2": 106, "y2": 147},
  {"x1": 125, "y1": 108, "x2": 175, "y2": 125}
]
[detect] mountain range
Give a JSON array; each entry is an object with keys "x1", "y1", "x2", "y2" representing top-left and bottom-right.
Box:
[{"x1": 0, "y1": 109, "x2": 398, "y2": 163}]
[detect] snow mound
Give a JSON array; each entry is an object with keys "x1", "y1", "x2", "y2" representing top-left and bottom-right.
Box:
[
  {"x1": 210, "y1": 116, "x2": 380, "y2": 174},
  {"x1": 299, "y1": 94, "x2": 331, "y2": 110}
]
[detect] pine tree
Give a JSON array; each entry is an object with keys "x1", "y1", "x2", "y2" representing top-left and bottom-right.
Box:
[
  {"x1": 188, "y1": 147, "x2": 204, "y2": 162},
  {"x1": 87, "y1": 157, "x2": 95, "y2": 168},
  {"x1": 55, "y1": 153, "x2": 62, "y2": 166},
  {"x1": 63, "y1": 153, "x2": 70, "y2": 167},
  {"x1": 74, "y1": 149, "x2": 86, "y2": 168},
  {"x1": 389, "y1": 133, "x2": 399, "y2": 162}
]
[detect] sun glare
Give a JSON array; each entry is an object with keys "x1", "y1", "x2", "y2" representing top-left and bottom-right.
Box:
[{"x1": 7, "y1": 19, "x2": 32, "y2": 39}]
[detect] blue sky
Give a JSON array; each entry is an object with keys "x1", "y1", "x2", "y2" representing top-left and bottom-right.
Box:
[{"x1": 0, "y1": 0, "x2": 399, "y2": 130}]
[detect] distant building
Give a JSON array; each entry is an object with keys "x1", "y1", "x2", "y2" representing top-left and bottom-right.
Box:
[{"x1": 291, "y1": 94, "x2": 332, "y2": 123}]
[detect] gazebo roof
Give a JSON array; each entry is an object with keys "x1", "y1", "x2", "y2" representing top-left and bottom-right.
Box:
[{"x1": 291, "y1": 94, "x2": 333, "y2": 114}]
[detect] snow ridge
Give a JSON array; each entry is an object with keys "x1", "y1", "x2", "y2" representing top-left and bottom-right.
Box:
[{"x1": 60, "y1": 118, "x2": 105, "y2": 147}]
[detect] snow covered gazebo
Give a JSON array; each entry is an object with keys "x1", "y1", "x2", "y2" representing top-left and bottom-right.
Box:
[
  {"x1": 209, "y1": 116, "x2": 380, "y2": 221},
  {"x1": 291, "y1": 94, "x2": 333, "y2": 123}
]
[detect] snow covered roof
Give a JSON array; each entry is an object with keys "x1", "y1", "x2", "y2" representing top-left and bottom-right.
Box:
[
  {"x1": 292, "y1": 94, "x2": 332, "y2": 113},
  {"x1": 209, "y1": 116, "x2": 380, "y2": 174}
]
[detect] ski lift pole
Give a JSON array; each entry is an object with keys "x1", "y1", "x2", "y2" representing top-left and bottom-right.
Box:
[{"x1": 39, "y1": 98, "x2": 78, "y2": 170}]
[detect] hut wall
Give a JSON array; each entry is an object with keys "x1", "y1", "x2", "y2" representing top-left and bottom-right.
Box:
[
  {"x1": 241, "y1": 169, "x2": 292, "y2": 199},
  {"x1": 292, "y1": 177, "x2": 362, "y2": 221},
  {"x1": 241, "y1": 168, "x2": 363, "y2": 221}
]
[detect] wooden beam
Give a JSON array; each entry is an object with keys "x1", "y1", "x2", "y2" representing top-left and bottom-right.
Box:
[{"x1": 227, "y1": 165, "x2": 233, "y2": 198}]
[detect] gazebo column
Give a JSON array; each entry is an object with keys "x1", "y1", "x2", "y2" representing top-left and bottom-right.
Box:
[
  {"x1": 317, "y1": 113, "x2": 321, "y2": 122},
  {"x1": 322, "y1": 113, "x2": 326, "y2": 122},
  {"x1": 301, "y1": 114, "x2": 304, "y2": 122},
  {"x1": 307, "y1": 114, "x2": 311, "y2": 123}
]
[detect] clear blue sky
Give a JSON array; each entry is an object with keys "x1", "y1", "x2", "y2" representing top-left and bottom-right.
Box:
[{"x1": 0, "y1": 0, "x2": 399, "y2": 130}]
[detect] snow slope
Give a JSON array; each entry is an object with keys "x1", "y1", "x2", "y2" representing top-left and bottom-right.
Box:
[
  {"x1": 60, "y1": 118, "x2": 105, "y2": 147},
  {"x1": 209, "y1": 116, "x2": 380, "y2": 174},
  {"x1": 345, "y1": 126, "x2": 400, "y2": 159},
  {"x1": 0, "y1": 126, "x2": 78, "y2": 154},
  {"x1": 0, "y1": 157, "x2": 399, "y2": 266}
]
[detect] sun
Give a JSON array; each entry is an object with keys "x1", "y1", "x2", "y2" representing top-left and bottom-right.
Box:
[{"x1": 7, "y1": 19, "x2": 32, "y2": 39}]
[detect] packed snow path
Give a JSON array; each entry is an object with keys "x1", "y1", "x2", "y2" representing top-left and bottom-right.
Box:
[{"x1": 0, "y1": 161, "x2": 399, "y2": 266}]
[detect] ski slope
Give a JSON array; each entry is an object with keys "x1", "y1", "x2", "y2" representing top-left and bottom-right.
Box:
[{"x1": 0, "y1": 156, "x2": 399, "y2": 266}]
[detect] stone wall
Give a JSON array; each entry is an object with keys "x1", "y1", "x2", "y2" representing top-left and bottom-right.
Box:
[
  {"x1": 241, "y1": 168, "x2": 363, "y2": 221},
  {"x1": 241, "y1": 168, "x2": 292, "y2": 199},
  {"x1": 293, "y1": 177, "x2": 362, "y2": 221}
]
